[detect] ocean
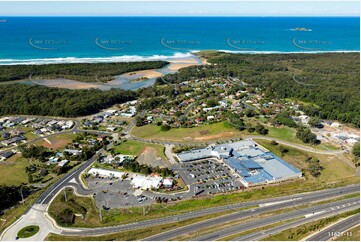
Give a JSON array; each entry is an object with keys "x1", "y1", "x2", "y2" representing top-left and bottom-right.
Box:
[{"x1": 0, "y1": 17, "x2": 359, "y2": 65}]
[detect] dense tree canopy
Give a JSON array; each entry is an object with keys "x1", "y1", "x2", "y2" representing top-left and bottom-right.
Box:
[
  {"x1": 0, "y1": 61, "x2": 168, "y2": 83},
  {"x1": 0, "y1": 185, "x2": 30, "y2": 214},
  {"x1": 353, "y1": 142, "x2": 360, "y2": 158},
  {"x1": 0, "y1": 84, "x2": 136, "y2": 117}
]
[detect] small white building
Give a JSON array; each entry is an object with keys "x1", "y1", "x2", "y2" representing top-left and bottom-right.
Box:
[
  {"x1": 64, "y1": 149, "x2": 82, "y2": 156},
  {"x1": 130, "y1": 174, "x2": 162, "y2": 190},
  {"x1": 331, "y1": 122, "x2": 342, "y2": 128},
  {"x1": 57, "y1": 160, "x2": 69, "y2": 167},
  {"x1": 88, "y1": 168, "x2": 126, "y2": 179},
  {"x1": 163, "y1": 178, "x2": 174, "y2": 188},
  {"x1": 218, "y1": 100, "x2": 228, "y2": 107},
  {"x1": 207, "y1": 115, "x2": 215, "y2": 121}
]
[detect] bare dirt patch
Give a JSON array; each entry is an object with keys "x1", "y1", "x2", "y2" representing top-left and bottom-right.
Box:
[
  {"x1": 136, "y1": 147, "x2": 168, "y2": 168},
  {"x1": 39, "y1": 138, "x2": 69, "y2": 150},
  {"x1": 194, "y1": 132, "x2": 236, "y2": 141},
  {"x1": 125, "y1": 70, "x2": 163, "y2": 79}
]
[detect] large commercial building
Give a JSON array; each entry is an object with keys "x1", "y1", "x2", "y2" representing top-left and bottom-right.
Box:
[{"x1": 176, "y1": 139, "x2": 302, "y2": 187}]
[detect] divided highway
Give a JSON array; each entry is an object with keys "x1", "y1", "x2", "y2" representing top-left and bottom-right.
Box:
[
  {"x1": 194, "y1": 198, "x2": 359, "y2": 241},
  {"x1": 142, "y1": 186, "x2": 359, "y2": 241},
  {"x1": 306, "y1": 213, "x2": 360, "y2": 241}
]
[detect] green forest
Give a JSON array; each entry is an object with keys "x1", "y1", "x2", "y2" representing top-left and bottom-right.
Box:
[
  {"x1": 0, "y1": 84, "x2": 136, "y2": 117},
  {"x1": 0, "y1": 61, "x2": 168, "y2": 83},
  {"x1": 158, "y1": 52, "x2": 360, "y2": 126}
]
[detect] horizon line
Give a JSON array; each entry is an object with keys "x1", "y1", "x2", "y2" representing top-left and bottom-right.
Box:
[{"x1": 1, "y1": 15, "x2": 360, "y2": 17}]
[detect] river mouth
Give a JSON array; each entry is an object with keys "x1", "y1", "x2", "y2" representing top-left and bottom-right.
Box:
[{"x1": 3, "y1": 55, "x2": 203, "y2": 91}]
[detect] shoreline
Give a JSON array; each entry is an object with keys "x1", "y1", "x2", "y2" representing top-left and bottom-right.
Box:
[
  {"x1": 0, "y1": 56, "x2": 203, "y2": 90},
  {"x1": 0, "y1": 50, "x2": 359, "y2": 66}
]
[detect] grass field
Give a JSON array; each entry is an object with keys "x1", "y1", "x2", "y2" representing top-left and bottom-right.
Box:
[
  {"x1": 132, "y1": 122, "x2": 337, "y2": 151},
  {"x1": 132, "y1": 122, "x2": 242, "y2": 143},
  {"x1": 113, "y1": 140, "x2": 166, "y2": 160},
  {"x1": 267, "y1": 126, "x2": 302, "y2": 144},
  {"x1": 0, "y1": 154, "x2": 29, "y2": 186}
]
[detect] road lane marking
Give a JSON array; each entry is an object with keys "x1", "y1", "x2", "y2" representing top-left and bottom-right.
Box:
[
  {"x1": 259, "y1": 197, "x2": 302, "y2": 207},
  {"x1": 305, "y1": 210, "x2": 325, "y2": 218}
]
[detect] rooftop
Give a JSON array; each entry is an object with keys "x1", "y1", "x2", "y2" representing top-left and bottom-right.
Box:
[{"x1": 176, "y1": 139, "x2": 302, "y2": 186}]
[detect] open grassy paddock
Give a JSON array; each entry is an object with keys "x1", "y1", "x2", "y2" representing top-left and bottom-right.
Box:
[
  {"x1": 132, "y1": 121, "x2": 240, "y2": 143},
  {"x1": 132, "y1": 122, "x2": 339, "y2": 151},
  {"x1": 113, "y1": 139, "x2": 166, "y2": 160},
  {"x1": 0, "y1": 154, "x2": 29, "y2": 186}
]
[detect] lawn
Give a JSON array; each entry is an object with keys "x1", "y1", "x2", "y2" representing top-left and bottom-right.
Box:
[
  {"x1": 267, "y1": 126, "x2": 302, "y2": 144},
  {"x1": 132, "y1": 121, "x2": 241, "y2": 143},
  {"x1": 17, "y1": 225, "x2": 39, "y2": 238},
  {"x1": 132, "y1": 122, "x2": 332, "y2": 151},
  {"x1": 113, "y1": 140, "x2": 166, "y2": 159},
  {"x1": 0, "y1": 154, "x2": 29, "y2": 186}
]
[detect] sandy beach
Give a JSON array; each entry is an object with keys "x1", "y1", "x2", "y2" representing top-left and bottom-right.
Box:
[
  {"x1": 8, "y1": 54, "x2": 203, "y2": 90},
  {"x1": 31, "y1": 78, "x2": 103, "y2": 89},
  {"x1": 124, "y1": 69, "x2": 163, "y2": 79}
]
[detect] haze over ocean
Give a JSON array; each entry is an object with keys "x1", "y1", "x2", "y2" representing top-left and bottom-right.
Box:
[{"x1": 0, "y1": 17, "x2": 359, "y2": 65}]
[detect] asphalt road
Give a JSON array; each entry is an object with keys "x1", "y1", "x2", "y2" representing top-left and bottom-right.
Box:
[
  {"x1": 243, "y1": 135, "x2": 344, "y2": 155},
  {"x1": 306, "y1": 213, "x2": 360, "y2": 241},
  {"x1": 192, "y1": 197, "x2": 360, "y2": 241},
  {"x1": 139, "y1": 186, "x2": 359, "y2": 241},
  {"x1": 234, "y1": 208, "x2": 360, "y2": 241},
  {"x1": 35, "y1": 148, "x2": 104, "y2": 204},
  {"x1": 56, "y1": 185, "x2": 359, "y2": 237}
]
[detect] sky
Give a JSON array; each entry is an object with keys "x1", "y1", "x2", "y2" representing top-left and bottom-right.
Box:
[{"x1": 0, "y1": 0, "x2": 359, "y2": 17}]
